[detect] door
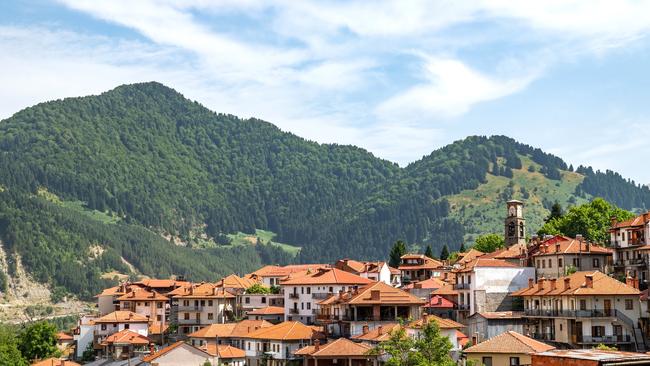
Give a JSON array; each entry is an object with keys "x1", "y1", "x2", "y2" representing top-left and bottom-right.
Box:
[
  {"x1": 604, "y1": 299, "x2": 612, "y2": 316},
  {"x1": 575, "y1": 321, "x2": 583, "y2": 343}
]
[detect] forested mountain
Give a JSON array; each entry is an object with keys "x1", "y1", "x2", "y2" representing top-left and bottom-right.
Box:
[{"x1": 0, "y1": 82, "x2": 648, "y2": 299}]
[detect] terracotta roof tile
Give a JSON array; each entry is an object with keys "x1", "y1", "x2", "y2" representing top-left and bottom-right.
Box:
[
  {"x1": 216, "y1": 274, "x2": 259, "y2": 289},
  {"x1": 533, "y1": 238, "x2": 611, "y2": 257},
  {"x1": 56, "y1": 332, "x2": 73, "y2": 341},
  {"x1": 148, "y1": 322, "x2": 169, "y2": 335},
  {"x1": 201, "y1": 344, "x2": 246, "y2": 358},
  {"x1": 94, "y1": 311, "x2": 149, "y2": 323},
  {"x1": 320, "y1": 281, "x2": 425, "y2": 306},
  {"x1": 135, "y1": 279, "x2": 191, "y2": 289},
  {"x1": 464, "y1": 331, "x2": 554, "y2": 354},
  {"x1": 512, "y1": 271, "x2": 640, "y2": 297},
  {"x1": 407, "y1": 314, "x2": 464, "y2": 329},
  {"x1": 247, "y1": 306, "x2": 284, "y2": 315},
  {"x1": 295, "y1": 338, "x2": 373, "y2": 357},
  {"x1": 472, "y1": 311, "x2": 524, "y2": 320},
  {"x1": 423, "y1": 295, "x2": 456, "y2": 309},
  {"x1": 351, "y1": 323, "x2": 401, "y2": 342},
  {"x1": 280, "y1": 268, "x2": 373, "y2": 286},
  {"x1": 142, "y1": 341, "x2": 211, "y2": 362},
  {"x1": 398, "y1": 254, "x2": 444, "y2": 270},
  {"x1": 403, "y1": 277, "x2": 447, "y2": 290},
  {"x1": 31, "y1": 358, "x2": 81, "y2": 366},
  {"x1": 244, "y1": 321, "x2": 325, "y2": 341},
  {"x1": 188, "y1": 320, "x2": 273, "y2": 338},
  {"x1": 101, "y1": 329, "x2": 150, "y2": 346},
  {"x1": 172, "y1": 283, "x2": 236, "y2": 299},
  {"x1": 430, "y1": 283, "x2": 459, "y2": 296},
  {"x1": 611, "y1": 213, "x2": 649, "y2": 229},
  {"x1": 455, "y1": 258, "x2": 520, "y2": 272},
  {"x1": 249, "y1": 264, "x2": 330, "y2": 278},
  {"x1": 116, "y1": 288, "x2": 168, "y2": 301}
]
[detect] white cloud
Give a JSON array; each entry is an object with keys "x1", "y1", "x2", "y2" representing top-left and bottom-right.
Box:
[{"x1": 377, "y1": 57, "x2": 539, "y2": 119}]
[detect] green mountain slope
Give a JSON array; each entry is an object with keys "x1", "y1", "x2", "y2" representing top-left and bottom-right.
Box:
[{"x1": 0, "y1": 82, "x2": 649, "y2": 299}]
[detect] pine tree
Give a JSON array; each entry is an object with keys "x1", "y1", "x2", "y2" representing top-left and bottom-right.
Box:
[
  {"x1": 545, "y1": 202, "x2": 563, "y2": 223},
  {"x1": 388, "y1": 240, "x2": 407, "y2": 268},
  {"x1": 424, "y1": 245, "x2": 433, "y2": 258},
  {"x1": 439, "y1": 244, "x2": 449, "y2": 260},
  {"x1": 459, "y1": 242, "x2": 466, "y2": 252}
]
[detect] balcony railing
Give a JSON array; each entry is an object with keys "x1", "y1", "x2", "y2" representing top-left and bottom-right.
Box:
[
  {"x1": 289, "y1": 308, "x2": 299, "y2": 314},
  {"x1": 177, "y1": 306, "x2": 203, "y2": 312},
  {"x1": 524, "y1": 309, "x2": 617, "y2": 318},
  {"x1": 312, "y1": 293, "x2": 332, "y2": 300},
  {"x1": 453, "y1": 283, "x2": 470, "y2": 290},
  {"x1": 178, "y1": 318, "x2": 201, "y2": 325},
  {"x1": 577, "y1": 335, "x2": 632, "y2": 344},
  {"x1": 531, "y1": 332, "x2": 555, "y2": 341},
  {"x1": 457, "y1": 304, "x2": 470, "y2": 310},
  {"x1": 289, "y1": 293, "x2": 299, "y2": 299}
]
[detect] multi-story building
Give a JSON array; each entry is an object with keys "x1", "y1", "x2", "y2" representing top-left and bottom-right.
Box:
[
  {"x1": 247, "y1": 306, "x2": 285, "y2": 323},
  {"x1": 247, "y1": 264, "x2": 329, "y2": 287},
  {"x1": 466, "y1": 311, "x2": 526, "y2": 344},
  {"x1": 334, "y1": 259, "x2": 396, "y2": 286},
  {"x1": 116, "y1": 287, "x2": 169, "y2": 325},
  {"x1": 533, "y1": 235, "x2": 612, "y2": 279},
  {"x1": 513, "y1": 271, "x2": 645, "y2": 351},
  {"x1": 406, "y1": 314, "x2": 466, "y2": 359},
  {"x1": 295, "y1": 338, "x2": 377, "y2": 366},
  {"x1": 464, "y1": 330, "x2": 555, "y2": 366},
  {"x1": 188, "y1": 319, "x2": 273, "y2": 350},
  {"x1": 398, "y1": 254, "x2": 447, "y2": 283},
  {"x1": 611, "y1": 212, "x2": 650, "y2": 287},
  {"x1": 454, "y1": 258, "x2": 535, "y2": 323},
  {"x1": 92, "y1": 311, "x2": 150, "y2": 352},
  {"x1": 240, "y1": 293, "x2": 284, "y2": 314},
  {"x1": 170, "y1": 283, "x2": 237, "y2": 335},
  {"x1": 316, "y1": 281, "x2": 424, "y2": 337},
  {"x1": 98, "y1": 328, "x2": 150, "y2": 360},
  {"x1": 241, "y1": 321, "x2": 325, "y2": 366},
  {"x1": 280, "y1": 267, "x2": 373, "y2": 324}
]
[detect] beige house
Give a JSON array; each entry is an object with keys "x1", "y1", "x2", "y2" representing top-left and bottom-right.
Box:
[
  {"x1": 141, "y1": 341, "x2": 216, "y2": 365},
  {"x1": 533, "y1": 235, "x2": 612, "y2": 279},
  {"x1": 170, "y1": 282, "x2": 237, "y2": 335},
  {"x1": 464, "y1": 330, "x2": 554, "y2": 366}
]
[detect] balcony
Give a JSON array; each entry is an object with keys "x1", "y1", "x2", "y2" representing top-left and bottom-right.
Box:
[
  {"x1": 531, "y1": 332, "x2": 555, "y2": 341},
  {"x1": 178, "y1": 318, "x2": 201, "y2": 325},
  {"x1": 453, "y1": 283, "x2": 470, "y2": 290},
  {"x1": 457, "y1": 304, "x2": 470, "y2": 311},
  {"x1": 312, "y1": 293, "x2": 332, "y2": 300},
  {"x1": 524, "y1": 309, "x2": 617, "y2": 318},
  {"x1": 289, "y1": 308, "x2": 299, "y2": 314},
  {"x1": 177, "y1": 306, "x2": 203, "y2": 312},
  {"x1": 577, "y1": 335, "x2": 632, "y2": 344},
  {"x1": 289, "y1": 293, "x2": 299, "y2": 299}
]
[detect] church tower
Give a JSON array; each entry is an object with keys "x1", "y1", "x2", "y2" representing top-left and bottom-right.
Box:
[{"x1": 505, "y1": 200, "x2": 526, "y2": 246}]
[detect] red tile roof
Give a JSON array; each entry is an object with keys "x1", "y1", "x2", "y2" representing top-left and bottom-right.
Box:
[
  {"x1": 472, "y1": 311, "x2": 524, "y2": 320},
  {"x1": 201, "y1": 344, "x2": 246, "y2": 358},
  {"x1": 403, "y1": 277, "x2": 447, "y2": 290},
  {"x1": 611, "y1": 213, "x2": 649, "y2": 229},
  {"x1": 94, "y1": 311, "x2": 149, "y2": 323},
  {"x1": 172, "y1": 283, "x2": 236, "y2": 299},
  {"x1": 319, "y1": 281, "x2": 425, "y2": 306},
  {"x1": 464, "y1": 331, "x2": 554, "y2": 354},
  {"x1": 216, "y1": 274, "x2": 259, "y2": 289},
  {"x1": 398, "y1": 254, "x2": 444, "y2": 270},
  {"x1": 455, "y1": 258, "x2": 520, "y2": 272},
  {"x1": 351, "y1": 323, "x2": 401, "y2": 342},
  {"x1": 116, "y1": 288, "x2": 168, "y2": 301},
  {"x1": 533, "y1": 238, "x2": 611, "y2": 256},
  {"x1": 31, "y1": 358, "x2": 81, "y2": 366},
  {"x1": 142, "y1": 341, "x2": 211, "y2": 362},
  {"x1": 423, "y1": 295, "x2": 456, "y2": 309},
  {"x1": 188, "y1": 320, "x2": 273, "y2": 338},
  {"x1": 512, "y1": 271, "x2": 640, "y2": 297},
  {"x1": 101, "y1": 329, "x2": 150, "y2": 346},
  {"x1": 407, "y1": 314, "x2": 464, "y2": 329},
  {"x1": 247, "y1": 306, "x2": 284, "y2": 315},
  {"x1": 135, "y1": 279, "x2": 191, "y2": 289},
  {"x1": 295, "y1": 338, "x2": 373, "y2": 357},
  {"x1": 280, "y1": 268, "x2": 373, "y2": 286},
  {"x1": 244, "y1": 321, "x2": 325, "y2": 341},
  {"x1": 56, "y1": 332, "x2": 73, "y2": 341}
]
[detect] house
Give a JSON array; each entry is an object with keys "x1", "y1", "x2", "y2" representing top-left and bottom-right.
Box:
[
  {"x1": 241, "y1": 321, "x2": 325, "y2": 366},
  {"x1": 454, "y1": 249, "x2": 485, "y2": 267},
  {"x1": 464, "y1": 330, "x2": 554, "y2": 366},
  {"x1": 513, "y1": 271, "x2": 644, "y2": 351},
  {"x1": 611, "y1": 212, "x2": 650, "y2": 287},
  {"x1": 247, "y1": 264, "x2": 330, "y2": 287},
  {"x1": 316, "y1": 281, "x2": 425, "y2": 337},
  {"x1": 99, "y1": 329, "x2": 150, "y2": 360},
  {"x1": 403, "y1": 277, "x2": 448, "y2": 300},
  {"x1": 55, "y1": 332, "x2": 74, "y2": 358},
  {"x1": 406, "y1": 314, "x2": 466, "y2": 359},
  {"x1": 134, "y1": 279, "x2": 191, "y2": 295},
  {"x1": 454, "y1": 258, "x2": 535, "y2": 322},
  {"x1": 31, "y1": 358, "x2": 81, "y2": 366},
  {"x1": 147, "y1": 322, "x2": 169, "y2": 345},
  {"x1": 423, "y1": 295, "x2": 456, "y2": 320},
  {"x1": 72, "y1": 315, "x2": 97, "y2": 359},
  {"x1": 96, "y1": 284, "x2": 131, "y2": 316},
  {"x1": 351, "y1": 323, "x2": 401, "y2": 344},
  {"x1": 398, "y1": 254, "x2": 447, "y2": 283},
  {"x1": 466, "y1": 311, "x2": 526, "y2": 344},
  {"x1": 116, "y1": 287, "x2": 169, "y2": 325},
  {"x1": 295, "y1": 338, "x2": 378, "y2": 366},
  {"x1": 188, "y1": 319, "x2": 273, "y2": 350},
  {"x1": 533, "y1": 235, "x2": 612, "y2": 279},
  {"x1": 280, "y1": 268, "x2": 373, "y2": 324},
  {"x1": 170, "y1": 282, "x2": 237, "y2": 335},
  {"x1": 140, "y1": 341, "x2": 216, "y2": 366},
  {"x1": 93, "y1": 311, "x2": 150, "y2": 351},
  {"x1": 334, "y1": 259, "x2": 394, "y2": 286},
  {"x1": 217, "y1": 274, "x2": 259, "y2": 293},
  {"x1": 247, "y1": 306, "x2": 285, "y2": 323},
  {"x1": 532, "y1": 349, "x2": 650, "y2": 366},
  {"x1": 200, "y1": 344, "x2": 247, "y2": 366}
]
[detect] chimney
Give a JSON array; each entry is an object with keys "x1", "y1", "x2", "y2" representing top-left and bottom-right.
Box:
[
  {"x1": 564, "y1": 277, "x2": 571, "y2": 291},
  {"x1": 537, "y1": 278, "x2": 545, "y2": 290},
  {"x1": 555, "y1": 243, "x2": 560, "y2": 253},
  {"x1": 314, "y1": 339, "x2": 320, "y2": 351},
  {"x1": 422, "y1": 313, "x2": 429, "y2": 323},
  {"x1": 635, "y1": 278, "x2": 640, "y2": 289},
  {"x1": 586, "y1": 241, "x2": 591, "y2": 253},
  {"x1": 362, "y1": 325, "x2": 369, "y2": 335},
  {"x1": 585, "y1": 274, "x2": 593, "y2": 288},
  {"x1": 61, "y1": 361, "x2": 65, "y2": 366},
  {"x1": 611, "y1": 216, "x2": 618, "y2": 227},
  {"x1": 370, "y1": 290, "x2": 380, "y2": 301},
  {"x1": 377, "y1": 325, "x2": 383, "y2": 334},
  {"x1": 414, "y1": 283, "x2": 422, "y2": 289},
  {"x1": 549, "y1": 278, "x2": 557, "y2": 291},
  {"x1": 626, "y1": 276, "x2": 634, "y2": 288},
  {"x1": 528, "y1": 278, "x2": 534, "y2": 289}
]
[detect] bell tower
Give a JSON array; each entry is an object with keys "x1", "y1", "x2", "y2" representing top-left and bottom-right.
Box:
[{"x1": 505, "y1": 200, "x2": 526, "y2": 246}]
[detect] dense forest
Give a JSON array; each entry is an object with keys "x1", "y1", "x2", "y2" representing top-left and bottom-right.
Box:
[{"x1": 0, "y1": 82, "x2": 647, "y2": 298}]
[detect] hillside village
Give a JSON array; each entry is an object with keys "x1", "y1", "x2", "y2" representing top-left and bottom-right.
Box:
[{"x1": 39, "y1": 200, "x2": 650, "y2": 366}]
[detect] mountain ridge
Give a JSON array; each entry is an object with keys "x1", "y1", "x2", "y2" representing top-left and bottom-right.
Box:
[{"x1": 0, "y1": 81, "x2": 648, "y2": 301}]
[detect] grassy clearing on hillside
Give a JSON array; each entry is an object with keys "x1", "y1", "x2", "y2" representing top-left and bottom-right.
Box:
[
  {"x1": 37, "y1": 188, "x2": 121, "y2": 224},
  {"x1": 228, "y1": 229, "x2": 301, "y2": 256},
  {"x1": 447, "y1": 155, "x2": 590, "y2": 244}
]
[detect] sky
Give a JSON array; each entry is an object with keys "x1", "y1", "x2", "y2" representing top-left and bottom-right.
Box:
[{"x1": 1, "y1": 1, "x2": 650, "y2": 183}]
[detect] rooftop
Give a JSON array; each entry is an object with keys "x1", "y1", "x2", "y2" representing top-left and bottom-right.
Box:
[
  {"x1": 280, "y1": 268, "x2": 373, "y2": 286},
  {"x1": 116, "y1": 288, "x2": 168, "y2": 301},
  {"x1": 201, "y1": 344, "x2": 246, "y2": 358},
  {"x1": 94, "y1": 311, "x2": 149, "y2": 324},
  {"x1": 101, "y1": 329, "x2": 150, "y2": 346},
  {"x1": 512, "y1": 271, "x2": 640, "y2": 297},
  {"x1": 407, "y1": 314, "x2": 464, "y2": 330},
  {"x1": 472, "y1": 311, "x2": 525, "y2": 320},
  {"x1": 455, "y1": 258, "x2": 521, "y2": 272},
  {"x1": 464, "y1": 330, "x2": 554, "y2": 354},
  {"x1": 31, "y1": 358, "x2": 81, "y2": 366},
  {"x1": 216, "y1": 274, "x2": 259, "y2": 289},
  {"x1": 295, "y1": 338, "x2": 373, "y2": 357},
  {"x1": 319, "y1": 281, "x2": 425, "y2": 306},
  {"x1": 398, "y1": 254, "x2": 444, "y2": 270},
  {"x1": 351, "y1": 323, "x2": 401, "y2": 342},
  {"x1": 171, "y1": 283, "x2": 236, "y2": 299},
  {"x1": 188, "y1": 320, "x2": 273, "y2": 338},
  {"x1": 534, "y1": 349, "x2": 650, "y2": 363},
  {"x1": 244, "y1": 321, "x2": 325, "y2": 341},
  {"x1": 247, "y1": 306, "x2": 285, "y2": 315}
]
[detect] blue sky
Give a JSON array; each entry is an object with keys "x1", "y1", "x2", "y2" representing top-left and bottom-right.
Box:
[{"x1": 2, "y1": 1, "x2": 650, "y2": 184}]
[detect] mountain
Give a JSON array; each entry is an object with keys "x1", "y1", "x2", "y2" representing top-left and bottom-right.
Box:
[{"x1": 0, "y1": 82, "x2": 649, "y2": 300}]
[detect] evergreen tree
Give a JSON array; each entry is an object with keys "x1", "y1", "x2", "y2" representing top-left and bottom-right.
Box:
[
  {"x1": 459, "y1": 242, "x2": 466, "y2": 252},
  {"x1": 424, "y1": 245, "x2": 434, "y2": 258},
  {"x1": 439, "y1": 244, "x2": 449, "y2": 260},
  {"x1": 545, "y1": 202, "x2": 563, "y2": 223},
  {"x1": 389, "y1": 240, "x2": 407, "y2": 268}
]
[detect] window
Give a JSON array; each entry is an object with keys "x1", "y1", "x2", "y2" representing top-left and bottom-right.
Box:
[
  {"x1": 245, "y1": 297, "x2": 250, "y2": 304},
  {"x1": 468, "y1": 275, "x2": 471, "y2": 284},
  {"x1": 558, "y1": 258, "x2": 563, "y2": 267},
  {"x1": 542, "y1": 260, "x2": 545, "y2": 269},
  {"x1": 580, "y1": 300, "x2": 587, "y2": 311},
  {"x1": 208, "y1": 300, "x2": 213, "y2": 306},
  {"x1": 573, "y1": 258, "x2": 581, "y2": 267},
  {"x1": 301, "y1": 302, "x2": 304, "y2": 310},
  {"x1": 157, "y1": 315, "x2": 162, "y2": 321},
  {"x1": 200, "y1": 300, "x2": 205, "y2": 306},
  {"x1": 184, "y1": 313, "x2": 190, "y2": 320},
  {"x1": 482, "y1": 357, "x2": 493, "y2": 366},
  {"x1": 329, "y1": 287, "x2": 333, "y2": 292},
  {"x1": 623, "y1": 232, "x2": 626, "y2": 241},
  {"x1": 183, "y1": 300, "x2": 189, "y2": 307},
  {"x1": 537, "y1": 260, "x2": 540, "y2": 268},
  {"x1": 262, "y1": 297, "x2": 267, "y2": 304},
  {"x1": 208, "y1": 313, "x2": 214, "y2": 320},
  {"x1": 157, "y1": 302, "x2": 163, "y2": 309},
  {"x1": 301, "y1": 287, "x2": 304, "y2": 294},
  {"x1": 247, "y1": 342, "x2": 250, "y2": 350},
  {"x1": 626, "y1": 299, "x2": 634, "y2": 310},
  {"x1": 124, "y1": 324, "x2": 129, "y2": 329},
  {"x1": 307, "y1": 302, "x2": 311, "y2": 310},
  {"x1": 510, "y1": 357, "x2": 520, "y2": 366},
  {"x1": 101, "y1": 324, "x2": 107, "y2": 331},
  {"x1": 593, "y1": 258, "x2": 600, "y2": 267},
  {"x1": 592, "y1": 326, "x2": 605, "y2": 337},
  {"x1": 548, "y1": 259, "x2": 552, "y2": 268},
  {"x1": 144, "y1": 302, "x2": 149, "y2": 306},
  {"x1": 307, "y1": 287, "x2": 311, "y2": 294}
]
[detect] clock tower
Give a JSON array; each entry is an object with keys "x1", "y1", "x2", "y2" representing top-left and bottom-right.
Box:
[{"x1": 505, "y1": 200, "x2": 526, "y2": 246}]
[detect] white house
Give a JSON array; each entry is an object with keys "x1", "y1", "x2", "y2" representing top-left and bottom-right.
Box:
[
  {"x1": 141, "y1": 341, "x2": 216, "y2": 366},
  {"x1": 92, "y1": 311, "x2": 150, "y2": 352},
  {"x1": 241, "y1": 321, "x2": 325, "y2": 366},
  {"x1": 334, "y1": 259, "x2": 395, "y2": 286}
]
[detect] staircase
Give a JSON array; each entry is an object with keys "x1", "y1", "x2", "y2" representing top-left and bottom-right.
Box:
[{"x1": 616, "y1": 310, "x2": 647, "y2": 352}]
